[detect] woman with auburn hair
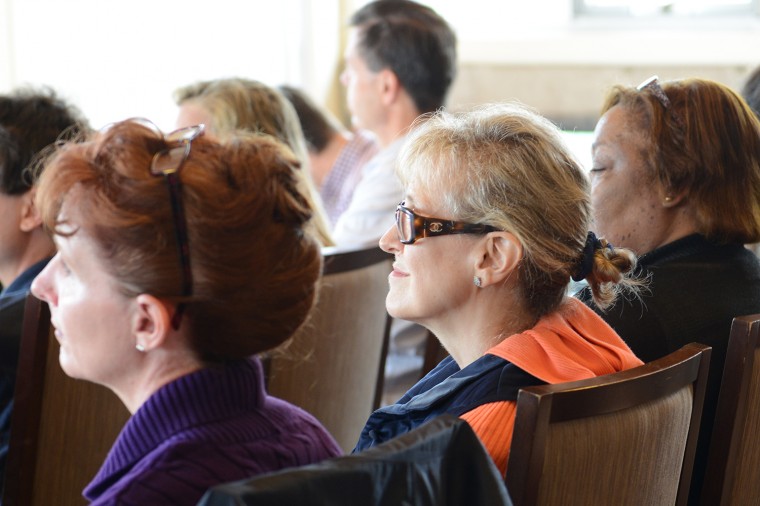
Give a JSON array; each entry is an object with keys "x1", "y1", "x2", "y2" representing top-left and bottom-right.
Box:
[
  {"x1": 578, "y1": 76, "x2": 760, "y2": 503},
  {"x1": 31, "y1": 119, "x2": 341, "y2": 504},
  {"x1": 174, "y1": 77, "x2": 334, "y2": 246},
  {"x1": 354, "y1": 103, "x2": 643, "y2": 475}
]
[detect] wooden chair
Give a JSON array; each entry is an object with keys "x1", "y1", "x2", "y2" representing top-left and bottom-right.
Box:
[
  {"x1": 506, "y1": 343, "x2": 711, "y2": 506},
  {"x1": 2, "y1": 294, "x2": 130, "y2": 506},
  {"x1": 700, "y1": 314, "x2": 760, "y2": 505},
  {"x1": 266, "y1": 245, "x2": 392, "y2": 453}
]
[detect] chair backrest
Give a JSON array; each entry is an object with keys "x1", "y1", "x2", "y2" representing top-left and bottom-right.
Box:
[
  {"x1": 198, "y1": 415, "x2": 513, "y2": 506},
  {"x1": 506, "y1": 343, "x2": 711, "y2": 506},
  {"x1": 2, "y1": 294, "x2": 130, "y2": 506},
  {"x1": 266, "y1": 245, "x2": 392, "y2": 452},
  {"x1": 700, "y1": 314, "x2": 760, "y2": 505}
]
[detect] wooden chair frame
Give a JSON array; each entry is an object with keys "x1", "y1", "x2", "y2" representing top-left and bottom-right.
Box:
[
  {"x1": 2, "y1": 294, "x2": 51, "y2": 505},
  {"x1": 321, "y1": 246, "x2": 393, "y2": 410},
  {"x1": 266, "y1": 245, "x2": 393, "y2": 452},
  {"x1": 2, "y1": 294, "x2": 129, "y2": 506},
  {"x1": 507, "y1": 342, "x2": 711, "y2": 506},
  {"x1": 700, "y1": 314, "x2": 760, "y2": 505}
]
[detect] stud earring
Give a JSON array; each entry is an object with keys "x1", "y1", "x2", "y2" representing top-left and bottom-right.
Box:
[
  {"x1": 664, "y1": 196, "x2": 673, "y2": 203},
  {"x1": 136, "y1": 343, "x2": 146, "y2": 352},
  {"x1": 473, "y1": 276, "x2": 482, "y2": 288}
]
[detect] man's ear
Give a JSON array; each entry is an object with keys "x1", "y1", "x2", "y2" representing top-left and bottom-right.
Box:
[
  {"x1": 132, "y1": 294, "x2": 173, "y2": 352},
  {"x1": 19, "y1": 189, "x2": 43, "y2": 232},
  {"x1": 378, "y1": 68, "x2": 401, "y2": 106},
  {"x1": 474, "y1": 232, "x2": 523, "y2": 288}
]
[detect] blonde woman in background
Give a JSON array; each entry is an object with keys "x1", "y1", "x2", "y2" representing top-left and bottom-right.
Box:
[
  {"x1": 175, "y1": 78, "x2": 334, "y2": 246},
  {"x1": 354, "y1": 103, "x2": 643, "y2": 475}
]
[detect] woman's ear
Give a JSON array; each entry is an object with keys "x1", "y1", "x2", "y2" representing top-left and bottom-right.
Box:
[
  {"x1": 132, "y1": 294, "x2": 173, "y2": 352},
  {"x1": 474, "y1": 232, "x2": 523, "y2": 288}
]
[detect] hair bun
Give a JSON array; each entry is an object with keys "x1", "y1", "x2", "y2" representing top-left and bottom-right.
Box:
[{"x1": 584, "y1": 234, "x2": 642, "y2": 310}]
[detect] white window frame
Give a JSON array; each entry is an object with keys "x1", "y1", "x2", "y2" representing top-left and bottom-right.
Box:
[{"x1": 573, "y1": 0, "x2": 760, "y2": 19}]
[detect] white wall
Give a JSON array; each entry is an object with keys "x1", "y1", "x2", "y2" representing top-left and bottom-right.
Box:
[
  {"x1": 2, "y1": 0, "x2": 759, "y2": 133},
  {"x1": 429, "y1": 0, "x2": 760, "y2": 65},
  {"x1": 0, "y1": 0, "x2": 13, "y2": 92},
  {"x1": 0, "y1": 0, "x2": 342, "y2": 130}
]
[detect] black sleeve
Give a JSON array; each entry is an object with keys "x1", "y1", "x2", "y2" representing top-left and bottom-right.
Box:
[{"x1": 574, "y1": 286, "x2": 669, "y2": 363}]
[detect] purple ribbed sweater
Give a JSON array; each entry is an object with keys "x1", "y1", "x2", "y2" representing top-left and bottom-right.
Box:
[{"x1": 84, "y1": 358, "x2": 341, "y2": 505}]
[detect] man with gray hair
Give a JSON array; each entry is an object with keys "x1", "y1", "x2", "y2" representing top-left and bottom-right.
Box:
[
  {"x1": 333, "y1": 0, "x2": 457, "y2": 247},
  {"x1": 335, "y1": 0, "x2": 457, "y2": 402}
]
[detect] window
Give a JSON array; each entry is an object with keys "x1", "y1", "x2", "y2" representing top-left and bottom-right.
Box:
[{"x1": 574, "y1": 0, "x2": 759, "y2": 18}]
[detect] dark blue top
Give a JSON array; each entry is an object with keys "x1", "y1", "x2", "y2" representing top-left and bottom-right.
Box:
[{"x1": 354, "y1": 354, "x2": 544, "y2": 453}]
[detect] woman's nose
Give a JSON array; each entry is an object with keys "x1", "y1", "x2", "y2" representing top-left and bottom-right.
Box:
[
  {"x1": 31, "y1": 256, "x2": 57, "y2": 306},
  {"x1": 379, "y1": 225, "x2": 400, "y2": 254}
]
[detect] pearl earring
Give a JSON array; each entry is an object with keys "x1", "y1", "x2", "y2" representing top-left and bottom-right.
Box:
[
  {"x1": 473, "y1": 276, "x2": 482, "y2": 288},
  {"x1": 136, "y1": 343, "x2": 146, "y2": 352}
]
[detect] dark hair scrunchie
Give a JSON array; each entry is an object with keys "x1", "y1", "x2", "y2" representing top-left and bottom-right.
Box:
[{"x1": 572, "y1": 231, "x2": 610, "y2": 282}]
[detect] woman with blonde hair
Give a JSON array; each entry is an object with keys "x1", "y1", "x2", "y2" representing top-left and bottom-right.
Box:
[
  {"x1": 354, "y1": 103, "x2": 643, "y2": 475},
  {"x1": 31, "y1": 119, "x2": 341, "y2": 504},
  {"x1": 175, "y1": 77, "x2": 334, "y2": 246}
]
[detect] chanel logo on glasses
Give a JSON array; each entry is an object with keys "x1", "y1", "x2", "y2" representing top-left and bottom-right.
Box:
[{"x1": 395, "y1": 202, "x2": 498, "y2": 245}]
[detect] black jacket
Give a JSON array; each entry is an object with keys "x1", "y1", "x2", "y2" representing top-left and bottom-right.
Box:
[{"x1": 199, "y1": 415, "x2": 513, "y2": 506}]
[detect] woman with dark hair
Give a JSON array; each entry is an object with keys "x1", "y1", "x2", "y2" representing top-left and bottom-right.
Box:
[
  {"x1": 31, "y1": 119, "x2": 341, "y2": 504},
  {"x1": 578, "y1": 76, "x2": 760, "y2": 503}
]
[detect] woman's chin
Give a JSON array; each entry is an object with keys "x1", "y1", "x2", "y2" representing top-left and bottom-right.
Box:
[
  {"x1": 386, "y1": 304, "x2": 417, "y2": 324},
  {"x1": 57, "y1": 349, "x2": 81, "y2": 379}
]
